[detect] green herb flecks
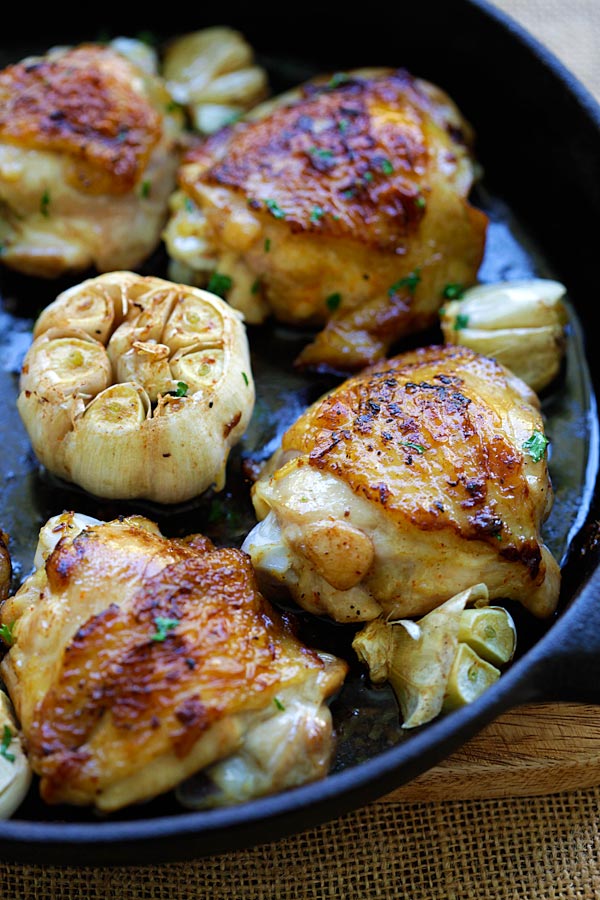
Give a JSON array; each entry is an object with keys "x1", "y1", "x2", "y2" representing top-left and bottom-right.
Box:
[
  {"x1": 173, "y1": 381, "x2": 188, "y2": 397},
  {"x1": 415, "y1": 194, "x2": 427, "y2": 209},
  {"x1": 443, "y1": 283, "x2": 466, "y2": 300},
  {"x1": 264, "y1": 238, "x2": 271, "y2": 252},
  {"x1": 399, "y1": 440, "x2": 426, "y2": 454},
  {"x1": 328, "y1": 72, "x2": 351, "y2": 89},
  {"x1": 242, "y1": 371, "x2": 249, "y2": 386},
  {"x1": 0, "y1": 621, "x2": 15, "y2": 646},
  {"x1": 265, "y1": 199, "x2": 286, "y2": 219},
  {"x1": 207, "y1": 272, "x2": 233, "y2": 298},
  {"x1": 379, "y1": 158, "x2": 394, "y2": 175},
  {"x1": 40, "y1": 189, "x2": 50, "y2": 217},
  {"x1": 309, "y1": 147, "x2": 334, "y2": 161},
  {"x1": 389, "y1": 268, "x2": 421, "y2": 297},
  {"x1": 326, "y1": 293, "x2": 342, "y2": 312},
  {"x1": 151, "y1": 617, "x2": 180, "y2": 642},
  {"x1": 273, "y1": 697, "x2": 286, "y2": 711},
  {"x1": 310, "y1": 206, "x2": 325, "y2": 224},
  {"x1": 522, "y1": 431, "x2": 549, "y2": 463},
  {"x1": 454, "y1": 313, "x2": 470, "y2": 330},
  {"x1": 140, "y1": 180, "x2": 152, "y2": 199},
  {"x1": 184, "y1": 196, "x2": 196, "y2": 213},
  {"x1": 0, "y1": 725, "x2": 15, "y2": 763},
  {"x1": 251, "y1": 278, "x2": 261, "y2": 295}
]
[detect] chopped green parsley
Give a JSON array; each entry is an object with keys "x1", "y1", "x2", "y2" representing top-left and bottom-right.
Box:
[
  {"x1": 273, "y1": 697, "x2": 286, "y2": 711},
  {"x1": 173, "y1": 381, "x2": 188, "y2": 397},
  {"x1": 454, "y1": 313, "x2": 470, "y2": 330},
  {"x1": 443, "y1": 283, "x2": 466, "y2": 300},
  {"x1": 265, "y1": 199, "x2": 286, "y2": 219},
  {"x1": 40, "y1": 189, "x2": 50, "y2": 217},
  {"x1": 242, "y1": 371, "x2": 249, "y2": 386},
  {"x1": 310, "y1": 206, "x2": 325, "y2": 224},
  {"x1": 151, "y1": 617, "x2": 180, "y2": 642},
  {"x1": 207, "y1": 272, "x2": 233, "y2": 298},
  {"x1": 399, "y1": 440, "x2": 426, "y2": 454},
  {"x1": 380, "y1": 159, "x2": 394, "y2": 175},
  {"x1": 326, "y1": 293, "x2": 342, "y2": 311},
  {"x1": 522, "y1": 431, "x2": 549, "y2": 463},
  {"x1": 140, "y1": 180, "x2": 152, "y2": 198},
  {"x1": 0, "y1": 725, "x2": 15, "y2": 763},
  {"x1": 0, "y1": 621, "x2": 15, "y2": 646},
  {"x1": 389, "y1": 268, "x2": 421, "y2": 297}
]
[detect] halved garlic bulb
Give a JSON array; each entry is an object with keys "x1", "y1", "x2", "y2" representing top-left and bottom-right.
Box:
[
  {"x1": 18, "y1": 271, "x2": 255, "y2": 504},
  {"x1": 162, "y1": 26, "x2": 269, "y2": 134},
  {"x1": 440, "y1": 278, "x2": 569, "y2": 393},
  {"x1": 352, "y1": 583, "x2": 516, "y2": 728}
]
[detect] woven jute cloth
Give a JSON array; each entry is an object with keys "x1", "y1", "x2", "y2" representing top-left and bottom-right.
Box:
[{"x1": 2, "y1": 2, "x2": 600, "y2": 898}]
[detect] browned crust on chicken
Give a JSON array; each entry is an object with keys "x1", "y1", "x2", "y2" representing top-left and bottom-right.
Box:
[
  {"x1": 0, "y1": 45, "x2": 162, "y2": 194},
  {"x1": 182, "y1": 68, "x2": 470, "y2": 250},
  {"x1": 16, "y1": 521, "x2": 335, "y2": 804},
  {"x1": 281, "y1": 344, "x2": 549, "y2": 578}
]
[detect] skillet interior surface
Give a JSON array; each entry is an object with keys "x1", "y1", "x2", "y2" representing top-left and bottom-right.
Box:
[{"x1": 1, "y1": 1, "x2": 600, "y2": 865}]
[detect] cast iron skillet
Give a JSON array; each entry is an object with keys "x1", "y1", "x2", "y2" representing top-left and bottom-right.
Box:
[{"x1": 1, "y1": 0, "x2": 600, "y2": 866}]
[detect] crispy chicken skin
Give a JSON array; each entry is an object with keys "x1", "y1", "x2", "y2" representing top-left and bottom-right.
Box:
[
  {"x1": 243, "y1": 344, "x2": 560, "y2": 623},
  {"x1": 0, "y1": 44, "x2": 184, "y2": 278},
  {"x1": 173, "y1": 67, "x2": 487, "y2": 372},
  {"x1": 0, "y1": 513, "x2": 347, "y2": 811}
]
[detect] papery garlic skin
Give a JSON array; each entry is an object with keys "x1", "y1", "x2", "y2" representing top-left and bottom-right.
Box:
[
  {"x1": 162, "y1": 26, "x2": 269, "y2": 135},
  {"x1": 18, "y1": 272, "x2": 255, "y2": 504},
  {"x1": 440, "y1": 279, "x2": 569, "y2": 393}
]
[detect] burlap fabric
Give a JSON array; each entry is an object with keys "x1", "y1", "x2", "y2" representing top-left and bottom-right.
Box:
[{"x1": 2, "y1": 2, "x2": 600, "y2": 897}]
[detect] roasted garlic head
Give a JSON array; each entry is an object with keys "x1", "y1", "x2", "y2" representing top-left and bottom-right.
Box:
[
  {"x1": 440, "y1": 278, "x2": 569, "y2": 393},
  {"x1": 18, "y1": 271, "x2": 255, "y2": 504},
  {"x1": 162, "y1": 26, "x2": 269, "y2": 135}
]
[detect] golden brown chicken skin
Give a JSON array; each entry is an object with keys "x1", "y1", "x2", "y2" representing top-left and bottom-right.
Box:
[
  {"x1": 243, "y1": 345, "x2": 560, "y2": 622},
  {"x1": 0, "y1": 44, "x2": 183, "y2": 277},
  {"x1": 0, "y1": 513, "x2": 347, "y2": 811},
  {"x1": 174, "y1": 67, "x2": 487, "y2": 372}
]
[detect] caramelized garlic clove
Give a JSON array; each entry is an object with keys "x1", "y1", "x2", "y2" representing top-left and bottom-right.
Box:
[
  {"x1": 441, "y1": 643, "x2": 501, "y2": 712},
  {"x1": 162, "y1": 291, "x2": 225, "y2": 351},
  {"x1": 440, "y1": 278, "x2": 569, "y2": 393},
  {"x1": 457, "y1": 606, "x2": 517, "y2": 666},
  {"x1": 162, "y1": 26, "x2": 268, "y2": 133},
  {"x1": 20, "y1": 330, "x2": 111, "y2": 401}
]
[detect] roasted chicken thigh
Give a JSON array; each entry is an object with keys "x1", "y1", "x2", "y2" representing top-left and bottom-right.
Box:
[
  {"x1": 167, "y1": 67, "x2": 487, "y2": 372},
  {"x1": 0, "y1": 513, "x2": 347, "y2": 812},
  {"x1": 0, "y1": 43, "x2": 184, "y2": 278},
  {"x1": 243, "y1": 344, "x2": 560, "y2": 623}
]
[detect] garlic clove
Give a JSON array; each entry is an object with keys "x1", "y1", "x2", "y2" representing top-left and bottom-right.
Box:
[
  {"x1": 441, "y1": 643, "x2": 501, "y2": 712},
  {"x1": 440, "y1": 278, "x2": 569, "y2": 393},
  {"x1": 20, "y1": 329, "x2": 111, "y2": 401},
  {"x1": 170, "y1": 346, "x2": 225, "y2": 392}
]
